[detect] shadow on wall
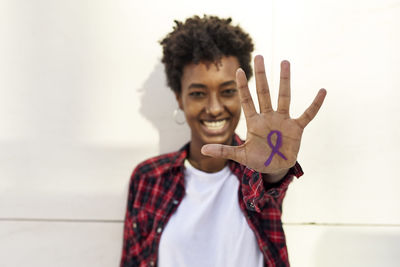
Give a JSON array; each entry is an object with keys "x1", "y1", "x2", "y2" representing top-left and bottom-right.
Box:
[
  {"x1": 314, "y1": 228, "x2": 400, "y2": 267},
  {"x1": 138, "y1": 63, "x2": 190, "y2": 154}
]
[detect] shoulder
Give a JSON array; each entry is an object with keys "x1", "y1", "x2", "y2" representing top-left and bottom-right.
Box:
[{"x1": 131, "y1": 146, "x2": 187, "y2": 179}]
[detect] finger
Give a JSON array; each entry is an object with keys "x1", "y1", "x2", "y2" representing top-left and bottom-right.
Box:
[
  {"x1": 201, "y1": 144, "x2": 244, "y2": 163},
  {"x1": 296, "y1": 89, "x2": 327, "y2": 128},
  {"x1": 236, "y1": 68, "x2": 257, "y2": 119},
  {"x1": 254, "y1": 55, "x2": 273, "y2": 113},
  {"x1": 277, "y1": 60, "x2": 291, "y2": 114}
]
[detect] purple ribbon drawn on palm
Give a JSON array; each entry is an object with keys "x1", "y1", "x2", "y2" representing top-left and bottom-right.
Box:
[{"x1": 264, "y1": 130, "x2": 287, "y2": 167}]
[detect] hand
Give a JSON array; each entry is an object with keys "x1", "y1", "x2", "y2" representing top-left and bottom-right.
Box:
[{"x1": 201, "y1": 55, "x2": 327, "y2": 174}]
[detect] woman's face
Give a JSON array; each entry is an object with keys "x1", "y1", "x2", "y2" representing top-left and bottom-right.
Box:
[{"x1": 176, "y1": 56, "x2": 242, "y2": 148}]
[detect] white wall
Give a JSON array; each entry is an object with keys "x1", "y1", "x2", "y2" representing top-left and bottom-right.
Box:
[{"x1": 1, "y1": 0, "x2": 399, "y2": 266}]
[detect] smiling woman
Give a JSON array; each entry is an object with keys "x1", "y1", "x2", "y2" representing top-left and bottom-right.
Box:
[
  {"x1": 177, "y1": 56, "x2": 242, "y2": 172},
  {"x1": 120, "y1": 15, "x2": 326, "y2": 267}
]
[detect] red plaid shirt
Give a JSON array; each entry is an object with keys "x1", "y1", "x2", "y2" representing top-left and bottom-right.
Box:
[{"x1": 120, "y1": 134, "x2": 303, "y2": 267}]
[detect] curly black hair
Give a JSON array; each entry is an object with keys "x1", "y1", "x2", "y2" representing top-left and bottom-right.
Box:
[{"x1": 160, "y1": 15, "x2": 254, "y2": 95}]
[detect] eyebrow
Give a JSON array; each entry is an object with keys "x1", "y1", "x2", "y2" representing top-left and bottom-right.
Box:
[
  {"x1": 188, "y1": 80, "x2": 236, "y2": 90},
  {"x1": 188, "y1": 83, "x2": 207, "y2": 89},
  {"x1": 220, "y1": 80, "x2": 236, "y2": 87}
]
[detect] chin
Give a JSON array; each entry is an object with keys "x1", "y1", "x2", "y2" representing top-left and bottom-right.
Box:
[{"x1": 199, "y1": 132, "x2": 233, "y2": 145}]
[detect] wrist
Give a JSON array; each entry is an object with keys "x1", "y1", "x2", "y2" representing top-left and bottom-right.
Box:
[{"x1": 262, "y1": 168, "x2": 289, "y2": 184}]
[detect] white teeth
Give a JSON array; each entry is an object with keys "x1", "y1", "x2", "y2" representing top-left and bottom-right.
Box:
[{"x1": 203, "y1": 120, "x2": 227, "y2": 130}]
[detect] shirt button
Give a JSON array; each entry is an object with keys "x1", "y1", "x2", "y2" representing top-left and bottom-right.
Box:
[
  {"x1": 149, "y1": 260, "x2": 155, "y2": 266},
  {"x1": 157, "y1": 227, "x2": 162, "y2": 234},
  {"x1": 172, "y1": 199, "x2": 179, "y2": 205},
  {"x1": 132, "y1": 222, "x2": 137, "y2": 229}
]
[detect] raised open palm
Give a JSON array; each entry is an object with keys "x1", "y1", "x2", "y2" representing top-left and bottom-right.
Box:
[{"x1": 201, "y1": 55, "x2": 327, "y2": 174}]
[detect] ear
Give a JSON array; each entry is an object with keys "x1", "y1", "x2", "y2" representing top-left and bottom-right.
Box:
[{"x1": 175, "y1": 91, "x2": 183, "y2": 110}]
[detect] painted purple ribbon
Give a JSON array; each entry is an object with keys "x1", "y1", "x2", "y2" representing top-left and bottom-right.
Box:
[{"x1": 264, "y1": 130, "x2": 287, "y2": 167}]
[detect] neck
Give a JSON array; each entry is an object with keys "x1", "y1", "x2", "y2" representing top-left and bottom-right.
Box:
[{"x1": 188, "y1": 139, "x2": 230, "y2": 173}]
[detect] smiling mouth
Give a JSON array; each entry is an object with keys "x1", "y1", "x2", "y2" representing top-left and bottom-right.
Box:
[{"x1": 202, "y1": 119, "x2": 227, "y2": 130}]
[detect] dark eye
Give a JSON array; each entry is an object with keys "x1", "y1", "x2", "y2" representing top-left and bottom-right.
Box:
[
  {"x1": 221, "y1": 89, "x2": 237, "y2": 96},
  {"x1": 189, "y1": 91, "x2": 206, "y2": 98}
]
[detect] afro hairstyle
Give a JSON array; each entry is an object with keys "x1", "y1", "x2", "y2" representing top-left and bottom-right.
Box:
[{"x1": 160, "y1": 15, "x2": 254, "y2": 95}]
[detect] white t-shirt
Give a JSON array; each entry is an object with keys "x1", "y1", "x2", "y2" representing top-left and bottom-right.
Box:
[{"x1": 158, "y1": 160, "x2": 264, "y2": 267}]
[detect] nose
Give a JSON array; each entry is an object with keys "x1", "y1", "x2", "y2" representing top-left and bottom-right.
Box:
[{"x1": 206, "y1": 92, "x2": 224, "y2": 116}]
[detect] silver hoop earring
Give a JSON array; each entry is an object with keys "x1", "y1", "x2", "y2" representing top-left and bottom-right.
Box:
[{"x1": 173, "y1": 108, "x2": 186, "y2": 125}]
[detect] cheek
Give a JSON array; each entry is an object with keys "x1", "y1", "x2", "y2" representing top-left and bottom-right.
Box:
[
  {"x1": 226, "y1": 98, "x2": 242, "y2": 117},
  {"x1": 182, "y1": 101, "x2": 202, "y2": 119}
]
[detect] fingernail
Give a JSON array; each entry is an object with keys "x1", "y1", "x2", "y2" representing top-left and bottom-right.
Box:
[{"x1": 255, "y1": 55, "x2": 264, "y2": 62}]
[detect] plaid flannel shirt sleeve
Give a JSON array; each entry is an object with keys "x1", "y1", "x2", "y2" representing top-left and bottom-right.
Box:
[
  {"x1": 120, "y1": 168, "x2": 139, "y2": 267},
  {"x1": 241, "y1": 162, "x2": 303, "y2": 213}
]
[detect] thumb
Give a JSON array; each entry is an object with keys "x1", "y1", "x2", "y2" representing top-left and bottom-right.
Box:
[{"x1": 201, "y1": 144, "x2": 240, "y2": 161}]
